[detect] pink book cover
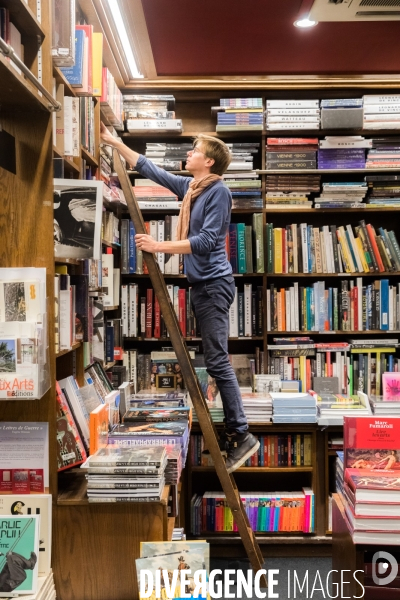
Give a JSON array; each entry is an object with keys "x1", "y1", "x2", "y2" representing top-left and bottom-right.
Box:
[{"x1": 382, "y1": 372, "x2": 400, "y2": 401}]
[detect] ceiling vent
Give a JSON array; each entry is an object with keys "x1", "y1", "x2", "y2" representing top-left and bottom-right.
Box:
[{"x1": 309, "y1": 0, "x2": 400, "y2": 20}]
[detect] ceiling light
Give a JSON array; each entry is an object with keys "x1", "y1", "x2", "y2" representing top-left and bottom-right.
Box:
[
  {"x1": 294, "y1": 17, "x2": 318, "y2": 28},
  {"x1": 106, "y1": 0, "x2": 143, "y2": 78}
]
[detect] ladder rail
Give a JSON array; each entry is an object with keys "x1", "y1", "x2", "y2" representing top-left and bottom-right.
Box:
[{"x1": 113, "y1": 149, "x2": 267, "y2": 586}]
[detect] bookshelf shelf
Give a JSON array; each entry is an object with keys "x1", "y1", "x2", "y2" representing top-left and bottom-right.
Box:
[
  {"x1": 191, "y1": 466, "x2": 313, "y2": 473},
  {"x1": 122, "y1": 131, "x2": 261, "y2": 138},
  {"x1": 267, "y1": 272, "x2": 400, "y2": 278},
  {"x1": 190, "y1": 534, "x2": 330, "y2": 545},
  {"x1": 124, "y1": 336, "x2": 264, "y2": 341},
  {"x1": 53, "y1": 146, "x2": 80, "y2": 175},
  {"x1": 104, "y1": 305, "x2": 119, "y2": 311},
  {"x1": 0, "y1": 54, "x2": 49, "y2": 111},
  {"x1": 267, "y1": 208, "x2": 400, "y2": 213},
  {"x1": 81, "y1": 146, "x2": 99, "y2": 167},
  {"x1": 53, "y1": 66, "x2": 77, "y2": 97},
  {"x1": 2, "y1": 0, "x2": 45, "y2": 40},
  {"x1": 121, "y1": 273, "x2": 263, "y2": 279},
  {"x1": 267, "y1": 330, "x2": 399, "y2": 335},
  {"x1": 260, "y1": 168, "x2": 400, "y2": 174},
  {"x1": 55, "y1": 342, "x2": 82, "y2": 358}
]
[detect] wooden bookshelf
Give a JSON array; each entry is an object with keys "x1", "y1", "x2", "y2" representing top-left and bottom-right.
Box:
[
  {"x1": 1, "y1": 0, "x2": 45, "y2": 40},
  {"x1": 56, "y1": 342, "x2": 82, "y2": 358},
  {"x1": 0, "y1": 54, "x2": 50, "y2": 111},
  {"x1": 53, "y1": 66, "x2": 77, "y2": 97}
]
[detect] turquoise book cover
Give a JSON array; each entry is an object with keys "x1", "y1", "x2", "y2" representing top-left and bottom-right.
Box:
[{"x1": 0, "y1": 515, "x2": 39, "y2": 594}]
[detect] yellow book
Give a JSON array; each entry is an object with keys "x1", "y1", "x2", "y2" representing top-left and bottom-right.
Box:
[
  {"x1": 299, "y1": 355, "x2": 307, "y2": 394},
  {"x1": 337, "y1": 227, "x2": 352, "y2": 273},
  {"x1": 55, "y1": 265, "x2": 68, "y2": 275},
  {"x1": 304, "y1": 434, "x2": 312, "y2": 466},
  {"x1": 296, "y1": 434, "x2": 301, "y2": 467},
  {"x1": 354, "y1": 236, "x2": 369, "y2": 273},
  {"x1": 274, "y1": 228, "x2": 283, "y2": 273},
  {"x1": 92, "y1": 32, "x2": 103, "y2": 97}
]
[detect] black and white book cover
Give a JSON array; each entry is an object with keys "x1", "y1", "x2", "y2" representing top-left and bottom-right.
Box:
[
  {"x1": 54, "y1": 180, "x2": 103, "y2": 259},
  {"x1": 83, "y1": 445, "x2": 167, "y2": 467}
]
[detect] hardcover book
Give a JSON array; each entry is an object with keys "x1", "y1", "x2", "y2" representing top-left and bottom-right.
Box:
[
  {"x1": 83, "y1": 446, "x2": 167, "y2": 467},
  {"x1": 344, "y1": 416, "x2": 400, "y2": 471},
  {"x1": 0, "y1": 515, "x2": 40, "y2": 594}
]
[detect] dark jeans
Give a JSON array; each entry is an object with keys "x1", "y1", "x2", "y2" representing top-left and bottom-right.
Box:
[{"x1": 190, "y1": 275, "x2": 248, "y2": 434}]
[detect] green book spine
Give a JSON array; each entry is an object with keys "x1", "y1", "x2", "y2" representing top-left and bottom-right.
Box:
[
  {"x1": 252, "y1": 213, "x2": 265, "y2": 273},
  {"x1": 237, "y1": 223, "x2": 247, "y2": 274},
  {"x1": 267, "y1": 222, "x2": 274, "y2": 273},
  {"x1": 245, "y1": 225, "x2": 253, "y2": 273}
]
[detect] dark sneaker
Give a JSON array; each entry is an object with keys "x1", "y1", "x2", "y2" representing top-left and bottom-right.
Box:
[
  {"x1": 202, "y1": 430, "x2": 228, "y2": 456},
  {"x1": 225, "y1": 432, "x2": 260, "y2": 474}
]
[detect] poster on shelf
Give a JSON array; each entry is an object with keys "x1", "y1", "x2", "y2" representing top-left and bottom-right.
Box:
[{"x1": 53, "y1": 179, "x2": 104, "y2": 260}]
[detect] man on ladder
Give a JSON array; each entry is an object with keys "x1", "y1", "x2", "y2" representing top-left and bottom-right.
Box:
[{"x1": 101, "y1": 123, "x2": 259, "y2": 473}]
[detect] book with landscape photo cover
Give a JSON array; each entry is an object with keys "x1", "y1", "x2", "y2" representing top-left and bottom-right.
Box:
[
  {"x1": 123, "y1": 406, "x2": 190, "y2": 422},
  {"x1": 344, "y1": 416, "x2": 400, "y2": 470},
  {"x1": 83, "y1": 445, "x2": 167, "y2": 467}
]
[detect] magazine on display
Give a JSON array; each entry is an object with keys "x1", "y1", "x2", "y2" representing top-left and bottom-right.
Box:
[{"x1": 0, "y1": 515, "x2": 40, "y2": 595}]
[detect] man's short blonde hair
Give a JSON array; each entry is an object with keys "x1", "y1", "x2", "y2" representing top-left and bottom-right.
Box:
[{"x1": 193, "y1": 134, "x2": 232, "y2": 176}]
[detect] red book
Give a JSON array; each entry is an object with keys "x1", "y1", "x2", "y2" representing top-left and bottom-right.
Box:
[
  {"x1": 353, "y1": 285, "x2": 358, "y2": 331},
  {"x1": 366, "y1": 224, "x2": 385, "y2": 272},
  {"x1": 344, "y1": 416, "x2": 400, "y2": 471},
  {"x1": 154, "y1": 295, "x2": 161, "y2": 338},
  {"x1": 145, "y1": 289, "x2": 153, "y2": 338},
  {"x1": 345, "y1": 468, "x2": 400, "y2": 502},
  {"x1": 326, "y1": 352, "x2": 332, "y2": 377},
  {"x1": 178, "y1": 288, "x2": 186, "y2": 337},
  {"x1": 225, "y1": 232, "x2": 230, "y2": 261},
  {"x1": 267, "y1": 138, "x2": 319, "y2": 145},
  {"x1": 282, "y1": 229, "x2": 286, "y2": 273},
  {"x1": 56, "y1": 381, "x2": 87, "y2": 471}
]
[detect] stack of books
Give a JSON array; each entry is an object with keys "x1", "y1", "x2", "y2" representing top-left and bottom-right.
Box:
[
  {"x1": 316, "y1": 392, "x2": 371, "y2": 426},
  {"x1": 124, "y1": 94, "x2": 182, "y2": 132},
  {"x1": 265, "y1": 172, "x2": 321, "y2": 210},
  {"x1": 318, "y1": 146, "x2": 366, "y2": 170},
  {"x1": 191, "y1": 489, "x2": 315, "y2": 533},
  {"x1": 366, "y1": 135, "x2": 400, "y2": 168},
  {"x1": 365, "y1": 174, "x2": 400, "y2": 208},
  {"x1": 370, "y1": 395, "x2": 400, "y2": 416},
  {"x1": 82, "y1": 445, "x2": 167, "y2": 503},
  {"x1": 223, "y1": 172, "x2": 263, "y2": 208},
  {"x1": 266, "y1": 137, "x2": 318, "y2": 170},
  {"x1": 171, "y1": 527, "x2": 186, "y2": 541},
  {"x1": 265, "y1": 100, "x2": 320, "y2": 130},
  {"x1": 313, "y1": 182, "x2": 367, "y2": 209},
  {"x1": 240, "y1": 391, "x2": 273, "y2": 423},
  {"x1": 108, "y1": 420, "x2": 190, "y2": 466},
  {"x1": 270, "y1": 392, "x2": 317, "y2": 424},
  {"x1": 320, "y1": 98, "x2": 363, "y2": 129},
  {"x1": 266, "y1": 220, "x2": 400, "y2": 275},
  {"x1": 226, "y1": 142, "x2": 260, "y2": 171},
  {"x1": 133, "y1": 179, "x2": 181, "y2": 210},
  {"x1": 363, "y1": 94, "x2": 400, "y2": 129},
  {"x1": 337, "y1": 416, "x2": 400, "y2": 547},
  {"x1": 215, "y1": 98, "x2": 263, "y2": 132},
  {"x1": 144, "y1": 142, "x2": 192, "y2": 170}
]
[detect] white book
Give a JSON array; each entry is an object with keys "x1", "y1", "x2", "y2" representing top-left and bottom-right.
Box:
[
  {"x1": 320, "y1": 231, "x2": 327, "y2": 274},
  {"x1": 389, "y1": 286, "x2": 394, "y2": 331},
  {"x1": 319, "y1": 139, "x2": 373, "y2": 149},
  {"x1": 166, "y1": 284, "x2": 174, "y2": 337},
  {"x1": 229, "y1": 287, "x2": 239, "y2": 337},
  {"x1": 129, "y1": 284, "x2": 138, "y2": 337},
  {"x1": 59, "y1": 288, "x2": 71, "y2": 350},
  {"x1": 285, "y1": 288, "x2": 291, "y2": 331},
  {"x1": 267, "y1": 116, "x2": 320, "y2": 123},
  {"x1": 121, "y1": 285, "x2": 128, "y2": 336},
  {"x1": 170, "y1": 215, "x2": 180, "y2": 274},
  {"x1": 313, "y1": 283, "x2": 319, "y2": 332},
  {"x1": 266, "y1": 100, "x2": 319, "y2": 108},
  {"x1": 244, "y1": 284, "x2": 252, "y2": 337},
  {"x1": 292, "y1": 224, "x2": 298, "y2": 274},
  {"x1": 138, "y1": 201, "x2": 182, "y2": 210},
  {"x1": 364, "y1": 113, "x2": 400, "y2": 121},
  {"x1": 266, "y1": 288, "x2": 271, "y2": 332},
  {"x1": 323, "y1": 226, "x2": 333, "y2": 274},
  {"x1": 129, "y1": 350, "x2": 137, "y2": 392},
  {"x1": 363, "y1": 122, "x2": 400, "y2": 129},
  {"x1": 71, "y1": 97, "x2": 80, "y2": 157},
  {"x1": 266, "y1": 108, "x2": 320, "y2": 116},
  {"x1": 267, "y1": 123, "x2": 320, "y2": 130},
  {"x1": 363, "y1": 95, "x2": 400, "y2": 104},
  {"x1": 157, "y1": 220, "x2": 165, "y2": 273},
  {"x1": 173, "y1": 286, "x2": 179, "y2": 319},
  {"x1": 284, "y1": 229, "x2": 288, "y2": 274},
  {"x1": 63, "y1": 96, "x2": 73, "y2": 156},
  {"x1": 300, "y1": 224, "x2": 309, "y2": 273},
  {"x1": 363, "y1": 104, "x2": 400, "y2": 114},
  {"x1": 127, "y1": 119, "x2": 183, "y2": 131},
  {"x1": 102, "y1": 252, "x2": 114, "y2": 306},
  {"x1": 122, "y1": 352, "x2": 130, "y2": 383},
  {"x1": 294, "y1": 282, "x2": 299, "y2": 332},
  {"x1": 337, "y1": 244, "x2": 344, "y2": 273}
]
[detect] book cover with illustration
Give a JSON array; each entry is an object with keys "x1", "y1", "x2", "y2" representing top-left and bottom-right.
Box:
[
  {"x1": 0, "y1": 515, "x2": 40, "y2": 594},
  {"x1": 0, "y1": 495, "x2": 51, "y2": 577},
  {"x1": 382, "y1": 372, "x2": 400, "y2": 401},
  {"x1": 345, "y1": 468, "x2": 400, "y2": 494},
  {"x1": 344, "y1": 416, "x2": 400, "y2": 470}
]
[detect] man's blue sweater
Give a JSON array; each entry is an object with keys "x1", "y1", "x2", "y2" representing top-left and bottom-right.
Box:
[{"x1": 135, "y1": 155, "x2": 233, "y2": 283}]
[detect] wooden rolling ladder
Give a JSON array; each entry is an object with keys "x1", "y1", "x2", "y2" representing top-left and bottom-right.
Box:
[{"x1": 113, "y1": 149, "x2": 267, "y2": 587}]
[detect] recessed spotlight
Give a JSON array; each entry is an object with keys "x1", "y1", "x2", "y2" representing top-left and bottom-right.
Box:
[{"x1": 294, "y1": 18, "x2": 318, "y2": 28}]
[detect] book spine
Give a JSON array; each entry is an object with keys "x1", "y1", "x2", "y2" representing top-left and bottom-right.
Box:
[{"x1": 145, "y1": 289, "x2": 153, "y2": 338}]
